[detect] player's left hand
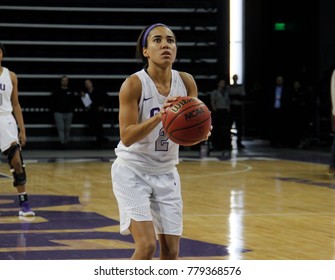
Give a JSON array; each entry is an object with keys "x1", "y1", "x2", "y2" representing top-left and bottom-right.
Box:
[
  {"x1": 156, "y1": 96, "x2": 179, "y2": 120},
  {"x1": 162, "y1": 96, "x2": 179, "y2": 111},
  {"x1": 19, "y1": 132, "x2": 27, "y2": 147},
  {"x1": 204, "y1": 125, "x2": 213, "y2": 141}
]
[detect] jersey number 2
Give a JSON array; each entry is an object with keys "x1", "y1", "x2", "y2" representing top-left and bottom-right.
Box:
[{"x1": 151, "y1": 107, "x2": 169, "y2": 151}]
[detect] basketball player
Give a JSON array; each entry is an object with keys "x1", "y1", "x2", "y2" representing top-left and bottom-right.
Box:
[
  {"x1": 0, "y1": 42, "x2": 35, "y2": 217},
  {"x1": 328, "y1": 68, "x2": 335, "y2": 175},
  {"x1": 111, "y1": 23, "x2": 211, "y2": 259}
]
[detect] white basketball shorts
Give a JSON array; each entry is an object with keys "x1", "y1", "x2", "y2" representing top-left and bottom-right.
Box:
[
  {"x1": 111, "y1": 157, "x2": 183, "y2": 236},
  {"x1": 0, "y1": 113, "x2": 19, "y2": 152}
]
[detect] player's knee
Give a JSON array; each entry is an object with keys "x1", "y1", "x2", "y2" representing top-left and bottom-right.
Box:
[
  {"x1": 160, "y1": 246, "x2": 179, "y2": 260},
  {"x1": 12, "y1": 171, "x2": 27, "y2": 187},
  {"x1": 135, "y1": 240, "x2": 156, "y2": 259},
  {"x1": 11, "y1": 159, "x2": 23, "y2": 172},
  {"x1": 4, "y1": 143, "x2": 26, "y2": 187}
]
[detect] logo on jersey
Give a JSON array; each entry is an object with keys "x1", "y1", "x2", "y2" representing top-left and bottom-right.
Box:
[{"x1": 143, "y1": 97, "x2": 153, "y2": 101}]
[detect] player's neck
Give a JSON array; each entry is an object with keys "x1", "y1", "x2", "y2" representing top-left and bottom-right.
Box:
[{"x1": 146, "y1": 67, "x2": 171, "y2": 83}]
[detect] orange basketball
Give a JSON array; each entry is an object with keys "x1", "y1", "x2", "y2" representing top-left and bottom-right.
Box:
[{"x1": 162, "y1": 96, "x2": 211, "y2": 146}]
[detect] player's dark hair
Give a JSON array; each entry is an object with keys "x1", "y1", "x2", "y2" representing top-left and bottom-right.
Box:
[
  {"x1": 135, "y1": 28, "x2": 147, "y2": 65},
  {"x1": 0, "y1": 42, "x2": 6, "y2": 57}
]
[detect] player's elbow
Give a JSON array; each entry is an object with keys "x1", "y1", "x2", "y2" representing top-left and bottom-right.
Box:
[
  {"x1": 121, "y1": 139, "x2": 132, "y2": 147},
  {"x1": 120, "y1": 134, "x2": 135, "y2": 147},
  {"x1": 119, "y1": 124, "x2": 140, "y2": 147}
]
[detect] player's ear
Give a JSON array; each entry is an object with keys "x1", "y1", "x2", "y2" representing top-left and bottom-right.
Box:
[{"x1": 143, "y1": 48, "x2": 149, "y2": 58}]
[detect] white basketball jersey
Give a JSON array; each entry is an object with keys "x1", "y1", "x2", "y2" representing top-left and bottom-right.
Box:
[
  {"x1": 0, "y1": 67, "x2": 13, "y2": 113},
  {"x1": 115, "y1": 69, "x2": 187, "y2": 174}
]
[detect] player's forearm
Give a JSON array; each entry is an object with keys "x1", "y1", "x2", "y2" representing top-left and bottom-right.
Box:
[
  {"x1": 12, "y1": 105, "x2": 26, "y2": 133},
  {"x1": 121, "y1": 114, "x2": 161, "y2": 147}
]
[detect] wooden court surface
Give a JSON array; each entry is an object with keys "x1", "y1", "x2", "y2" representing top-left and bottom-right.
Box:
[{"x1": 0, "y1": 144, "x2": 334, "y2": 260}]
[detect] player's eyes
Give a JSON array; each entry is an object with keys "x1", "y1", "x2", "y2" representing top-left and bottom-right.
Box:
[{"x1": 153, "y1": 38, "x2": 175, "y2": 44}]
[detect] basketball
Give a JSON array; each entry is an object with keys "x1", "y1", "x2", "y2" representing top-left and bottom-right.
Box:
[{"x1": 162, "y1": 96, "x2": 211, "y2": 146}]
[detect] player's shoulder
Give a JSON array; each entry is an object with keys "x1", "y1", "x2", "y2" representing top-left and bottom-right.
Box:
[
  {"x1": 123, "y1": 73, "x2": 142, "y2": 88},
  {"x1": 177, "y1": 71, "x2": 194, "y2": 80},
  {"x1": 177, "y1": 71, "x2": 195, "y2": 85},
  {"x1": 119, "y1": 73, "x2": 142, "y2": 97},
  {"x1": 3, "y1": 67, "x2": 14, "y2": 74},
  {"x1": 7, "y1": 68, "x2": 17, "y2": 78},
  {"x1": 177, "y1": 71, "x2": 197, "y2": 95},
  {"x1": 4, "y1": 68, "x2": 18, "y2": 82}
]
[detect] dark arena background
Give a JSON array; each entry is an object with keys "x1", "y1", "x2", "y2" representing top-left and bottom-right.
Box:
[
  {"x1": 0, "y1": 0, "x2": 334, "y2": 148},
  {"x1": 0, "y1": 0, "x2": 335, "y2": 266}
]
